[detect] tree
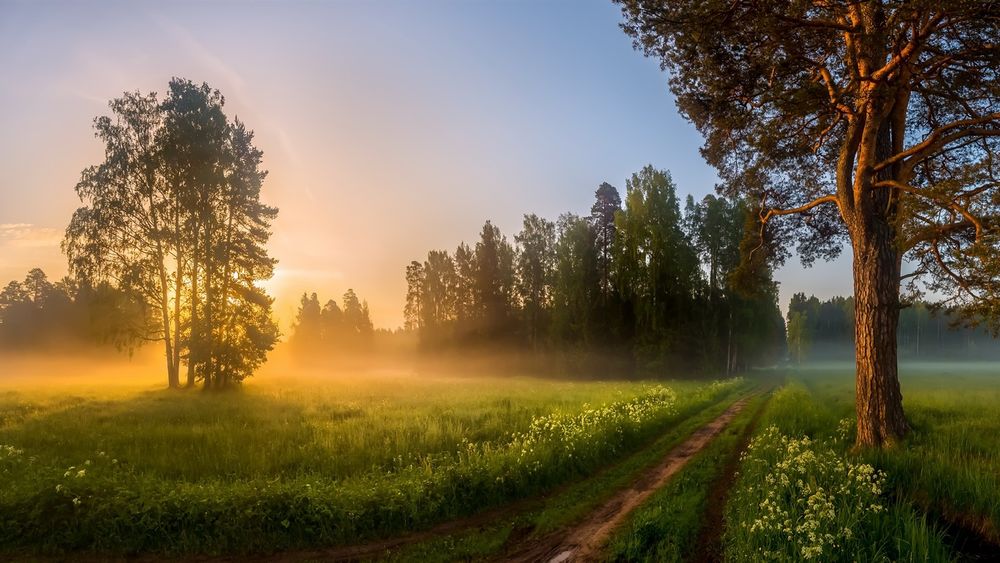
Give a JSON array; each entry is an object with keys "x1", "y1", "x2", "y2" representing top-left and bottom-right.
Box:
[
  {"x1": 64, "y1": 88, "x2": 181, "y2": 384},
  {"x1": 474, "y1": 221, "x2": 516, "y2": 340},
  {"x1": 404, "y1": 261, "x2": 425, "y2": 332},
  {"x1": 551, "y1": 213, "x2": 600, "y2": 347},
  {"x1": 515, "y1": 214, "x2": 556, "y2": 349},
  {"x1": 342, "y1": 288, "x2": 374, "y2": 342},
  {"x1": 787, "y1": 311, "x2": 812, "y2": 364},
  {"x1": 195, "y1": 115, "x2": 279, "y2": 387},
  {"x1": 614, "y1": 166, "x2": 701, "y2": 369},
  {"x1": 590, "y1": 182, "x2": 622, "y2": 299},
  {"x1": 617, "y1": 1, "x2": 1000, "y2": 447},
  {"x1": 420, "y1": 250, "x2": 456, "y2": 346},
  {"x1": 453, "y1": 242, "x2": 477, "y2": 340},
  {"x1": 686, "y1": 196, "x2": 743, "y2": 296},
  {"x1": 321, "y1": 299, "x2": 345, "y2": 342},
  {"x1": 65, "y1": 78, "x2": 278, "y2": 389},
  {"x1": 291, "y1": 292, "x2": 323, "y2": 353}
]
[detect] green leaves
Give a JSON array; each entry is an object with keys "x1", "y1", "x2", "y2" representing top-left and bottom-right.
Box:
[{"x1": 66, "y1": 78, "x2": 278, "y2": 387}]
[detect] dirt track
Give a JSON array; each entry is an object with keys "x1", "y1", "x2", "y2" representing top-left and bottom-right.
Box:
[
  {"x1": 499, "y1": 396, "x2": 752, "y2": 562},
  {"x1": 164, "y1": 395, "x2": 753, "y2": 563}
]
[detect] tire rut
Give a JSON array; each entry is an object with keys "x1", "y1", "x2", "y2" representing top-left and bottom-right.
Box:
[{"x1": 498, "y1": 396, "x2": 754, "y2": 563}]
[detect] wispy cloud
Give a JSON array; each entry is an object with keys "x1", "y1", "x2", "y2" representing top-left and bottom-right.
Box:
[
  {"x1": 0, "y1": 224, "x2": 62, "y2": 248},
  {"x1": 153, "y1": 14, "x2": 246, "y2": 100}
]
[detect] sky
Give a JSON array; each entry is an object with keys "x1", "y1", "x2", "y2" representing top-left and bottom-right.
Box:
[{"x1": 0, "y1": 0, "x2": 852, "y2": 330}]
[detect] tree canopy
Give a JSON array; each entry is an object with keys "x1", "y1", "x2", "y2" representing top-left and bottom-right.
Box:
[
  {"x1": 403, "y1": 169, "x2": 786, "y2": 375},
  {"x1": 617, "y1": 0, "x2": 1000, "y2": 447},
  {"x1": 64, "y1": 78, "x2": 279, "y2": 389}
]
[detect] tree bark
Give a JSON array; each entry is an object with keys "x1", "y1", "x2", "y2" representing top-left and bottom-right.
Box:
[
  {"x1": 851, "y1": 216, "x2": 908, "y2": 447},
  {"x1": 186, "y1": 239, "x2": 199, "y2": 388},
  {"x1": 156, "y1": 256, "x2": 178, "y2": 388}
]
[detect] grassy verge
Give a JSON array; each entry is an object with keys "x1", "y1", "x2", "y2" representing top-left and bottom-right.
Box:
[
  {"x1": 386, "y1": 384, "x2": 752, "y2": 562},
  {"x1": 792, "y1": 366, "x2": 1000, "y2": 549},
  {"x1": 865, "y1": 371, "x2": 1000, "y2": 544},
  {"x1": 601, "y1": 394, "x2": 766, "y2": 562},
  {"x1": 722, "y1": 380, "x2": 952, "y2": 562},
  {"x1": 0, "y1": 375, "x2": 744, "y2": 556}
]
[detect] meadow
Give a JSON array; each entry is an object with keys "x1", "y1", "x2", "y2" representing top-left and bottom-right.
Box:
[
  {"x1": 718, "y1": 363, "x2": 1000, "y2": 562},
  {"x1": 0, "y1": 362, "x2": 746, "y2": 556},
  {"x1": 3, "y1": 360, "x2": 1000, "y2": 561},
  {"x1": 382, "y1": 364, "x2": 1000, "y2": 562}
]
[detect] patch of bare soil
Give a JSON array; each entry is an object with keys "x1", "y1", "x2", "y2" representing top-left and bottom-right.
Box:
[{"x1": 498, "y1": 397, "x2": 753, "y2": 563}]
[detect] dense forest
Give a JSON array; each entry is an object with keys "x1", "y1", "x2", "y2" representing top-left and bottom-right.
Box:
[
  {"x1": 397, "y1": 165, "x2": 787, "y2": 375},
  {"x1": 786, "y1": 293, "x2": 1000, "y2": 362},
  {"x1": 0, "y1": 268, "x2": 149, "y2": 352}
]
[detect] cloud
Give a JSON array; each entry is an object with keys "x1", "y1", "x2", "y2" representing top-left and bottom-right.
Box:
[
  {"x1": 0, "y1": 223, "x2": 62, "y2": 248},
  {"x1": 153, "y1": 14, "x2": 246, "y2": 101}
]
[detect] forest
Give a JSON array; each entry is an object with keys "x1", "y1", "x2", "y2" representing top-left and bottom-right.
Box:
[
  {"x1": 785, "y1": 293, "x2": 1000, "y2": 362},
  {"x1": 285, "y1": 168, "x2": 787, "y2": 375}
]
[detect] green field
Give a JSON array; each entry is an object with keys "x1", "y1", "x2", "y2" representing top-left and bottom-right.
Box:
[
  {"x1": 2, "y1": 364, "x2": 999, "y2": 560},
  {"x1": 720, "y1": 364, "x2": 1000, "y2": 562},
  {"x1": 0, "y1": 369, "x2": 745, "y2": 556}
]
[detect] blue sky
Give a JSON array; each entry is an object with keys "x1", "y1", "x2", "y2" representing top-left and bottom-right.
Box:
[{"x1": 0, "y1": 0, "x2": 851, "y2": 328}]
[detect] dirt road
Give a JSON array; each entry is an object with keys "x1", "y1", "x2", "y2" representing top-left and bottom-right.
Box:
[{"x1": 499, "y1": 397, "x2": 753, "y2": 562}]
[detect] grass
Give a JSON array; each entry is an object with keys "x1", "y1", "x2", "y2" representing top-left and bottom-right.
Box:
[
  {"x1": 722, "y1": 374, "x2": 954, "y2": 562},
  {"x1": 602, "y1": 394, "x2": 767, "y2": 562},
  {"x1": 790, "y1": 364, "x2": 1000, "y2": 550},
  {"x1": 387, "y1": 386, "x2": 750, "y2": 561},
  {"x1": 6, "y1": 362, "x2": 996, "y2": 561},
  {"x1": 0, "y1": 370, "x2": 745, "y2": 556}
]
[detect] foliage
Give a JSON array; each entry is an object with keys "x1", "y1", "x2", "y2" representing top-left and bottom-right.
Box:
[
  {"x1": 0, "y1": 269, "x2": 150, "y2": 352},
  {"x1": 723, "y1": 379, "x2": 953, "y2": 562},
  {"x1": 289, "y1": 290, "x2": 374, "y2": 358},
  {"x1": 728, "y1": 424, "x2": 887, "y2": 560},
  {"x1": 403, "y1": 169, "x2": 786, "y2": 375},
  {"x1": 63, "y1": 78, "x2": 278, "y2": 388}
]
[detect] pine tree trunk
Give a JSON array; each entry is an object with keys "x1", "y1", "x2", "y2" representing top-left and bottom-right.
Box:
[{"x1": 852, "y1": 220, "x2": 908, "y2": 447}]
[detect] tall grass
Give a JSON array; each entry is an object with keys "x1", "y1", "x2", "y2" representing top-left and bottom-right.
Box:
[
  {"x1": 793, "y1": 366, "x2": 1000, "y2": 544},
  {"x1": 723, "y1": 381, "x2": 952, "y2": 562},
  {"x1": 0, "y1": 373, "x2": 744, "y2": 555}
]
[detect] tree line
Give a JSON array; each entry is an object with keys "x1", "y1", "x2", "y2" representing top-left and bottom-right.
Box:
[
  {"x1": 61, "y1": 78, "x2": 279, "y2": 389},
  {"x1": 0, "y1": 268, "x2": 148, "y2": 352},
  {"x1": 786, "y1": 293, "x2": 1000, "y2": 363},
  {"x1": 402, "y1": 165, "x2": 786, "y2": 375},
  {"x1": 288, "y1": 289, "x2": 375, "y2": 357}
]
